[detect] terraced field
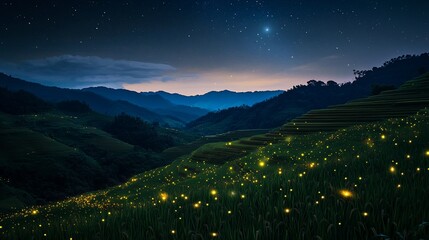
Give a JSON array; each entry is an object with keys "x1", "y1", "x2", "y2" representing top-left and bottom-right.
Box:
[
  {"x1": 279, "y1": 73, "x2": 429, "y2": 135},
  {"x1": 161, "y1": 129, "x2": 269, "y2": 161},
  {"x1": 1, "y1": 107, "x2": 429, "y2": 239},
  {"x1": 190, "y1": 73, "x2": 429, "y2": 165},
  {"x1": 1, "y1": 74, "x2": 429, "y2": 239}
]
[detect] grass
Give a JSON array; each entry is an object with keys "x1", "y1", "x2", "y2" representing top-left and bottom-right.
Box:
[
  {"x1": 161, "y1": 129, "x2": 269, "y2": 161},
  {"x1": 1, "y1": 108, "x2": 429, "y2": 239},
  {"x1": 183, "y1": 73, "x2": 429, "y2": 167}
]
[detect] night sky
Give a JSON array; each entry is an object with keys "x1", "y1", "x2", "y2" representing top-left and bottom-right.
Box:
[{"x1": 1, "y1": 0, "x2": 428, "y2": 95}]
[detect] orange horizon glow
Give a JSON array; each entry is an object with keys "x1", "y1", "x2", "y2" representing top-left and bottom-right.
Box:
[{"x1": 123, "y1": 71, "x2": 325, "y2": 96}]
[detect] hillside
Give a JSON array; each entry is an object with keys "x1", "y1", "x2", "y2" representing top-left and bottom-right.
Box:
[
  {"x1": 0, "y1": 74, "x2": 184, "y2": 127},
  {"x1": 1, "y1": 107, "x2": 428, "y2": 239},
  {"x1": 83, "y1": 87, "x2": 209, "y2": 122},
  {"x1": 0, "y1": 89, "x2": 198, "y2": 212},
  {"x1": 184, "y1": 73, "x2": 429, "y2": 166},
  {"x1": 188, "y1": 53, "x2": 429, "y2": 134},
  {"x1": 279, "y1": 73, "x2": 429, "y2": 135},
  {"x1": 0, "y1": 108, "x2": 172, "y2": 210},
  {"x1": 145, "y1": 90, "x2": 284, "y2": 111}
]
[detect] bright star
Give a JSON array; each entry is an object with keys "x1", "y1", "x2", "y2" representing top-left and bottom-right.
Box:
[{"x1": 264, "y1": 27, "x2": 270, "y2": 33}]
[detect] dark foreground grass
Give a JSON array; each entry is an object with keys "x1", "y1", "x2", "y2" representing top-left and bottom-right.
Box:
[{"x1": 1, "y1": 110, "x2": 429, "y2": 239}]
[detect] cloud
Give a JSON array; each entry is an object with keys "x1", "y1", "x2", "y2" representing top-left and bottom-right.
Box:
[{"x1": 0, "y1": 55, "x2": 176, "y2": 88}]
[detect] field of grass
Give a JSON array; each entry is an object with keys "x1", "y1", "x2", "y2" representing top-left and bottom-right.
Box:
[
  {"x1": 1, "y1": 107, "x2": 429, "y2": 239},
  {"x1": 160, "y1": 129, "x2": 269, "y2": 161},
  {"x1": 184, "y1": 73, "x2": 429, "y2": 167}
]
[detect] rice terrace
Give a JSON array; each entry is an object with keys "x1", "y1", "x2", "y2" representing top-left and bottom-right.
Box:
[{"x1": 1, "y1": 1, "x2": 429, "y2": 239}]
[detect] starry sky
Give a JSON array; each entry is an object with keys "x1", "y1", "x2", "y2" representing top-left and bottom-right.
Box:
[{"x1": 1, "y1": 0, "x2": 428, "y2": 95}]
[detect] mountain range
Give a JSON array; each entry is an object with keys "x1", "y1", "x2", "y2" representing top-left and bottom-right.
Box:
[
  {"x1": 143, "y1": 90, "x2": 284, "y2": 111},
  {"x1": 187, "y1": 53, "x2": 429, "y2": 134},
  {"x1": 0, "y1": 74, "x2": 282, "y2": 127}
]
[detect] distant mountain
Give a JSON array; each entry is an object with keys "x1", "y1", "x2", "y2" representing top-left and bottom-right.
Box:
[
  {"x1": 83, "y1": 87, "x2": 209, "y2": 122},
  {"x1": 188, "y1": 53, "x2": 429, "y2": 134},
  {"x1": 0, "y1": 74, "x2": 184, "y2": 127},
  {"x1": 143, "y1": 90, "x2": 284, "y2": 111}
]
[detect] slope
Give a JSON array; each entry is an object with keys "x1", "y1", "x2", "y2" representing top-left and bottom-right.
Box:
[
  {"x1": 0, "y1": 106, "x2": 168, "y2": 211},
  {"x1": 187, "y1": 73, "x2": 429, "y2": 165},
  {"x1": 1, "y1": 107, "x2": 428, "y2": 239},
  {"x1": 188, "y1": 53, "x2": 429, "y2": 134},
  {"x1": 0, "y1": 73, "x2": 184, "y2": 127},
  {"x1": 279, "y1": 72, "x2": 429, "y2": 135}
]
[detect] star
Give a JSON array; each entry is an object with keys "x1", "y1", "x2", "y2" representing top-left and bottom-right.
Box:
[{"x1": 264, "y1": 27, "x2": 270, "y2": 33}]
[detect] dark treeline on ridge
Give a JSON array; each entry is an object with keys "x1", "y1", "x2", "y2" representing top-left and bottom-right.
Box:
[{"x1": 188, "y1": 53, "x2": 429, "y2": 134}]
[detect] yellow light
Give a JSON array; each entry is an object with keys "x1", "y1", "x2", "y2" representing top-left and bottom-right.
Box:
[
  {"x1": 193, "y1": 203, "x2": 200, "y2": 208},
  {"x1": 240, "y1": 194, "x2": 246, "y2": 199},
  {"x1": 389, "y1": 166, "x2": 396, "y2": 173},
  {"x1": 102, "y1": 218, "x2": 105, "y2": 222},
  {"x1": 210, "y1": 189, "x2": 217, "y2": 196},
  {"x1": 381, "y1": 134, "x2": 386, "y2": 140},
  {"x1": 426, "y1": 151, "x2": 429, "y2": 156},
  {"x1": 339, "y1": 190, "x2": 353, "y2": 198},
  {"x1": 211, "y1": 232, "x2": 218, "y2": 237},
  {"x1": 397, "y1": 184, "x2": 401, "y2": 188},
  {"x1": 258, "y1": 161, "x2": 265, "y2": 167},
  {"x1": 309, "y1": 162, "x2": 316, "y2": 168},
  {"x1": 363, "y1": 212, "x2": 368, "y2": 217},
  {"x1": 160, "y1": 192, "x2": 168, "y2": 201},
  {"x1": 0, "y1": 226, "x2": 2, "y2": 229},
  {"x1": 284, "y1": 208, "x2": 291, "y2": 213},
  {"x1": 171, "y1": 230, "x2": 176, "y2": 234},
  {"x1": 227, "y1": 210, "x2": 232, "y2": 214},
  {"x1": 31, "y1": 210, "x2": 39, "y2": 215},
  {"x1": 417, "y1": 168, "x2": 421, "y2": 172}
]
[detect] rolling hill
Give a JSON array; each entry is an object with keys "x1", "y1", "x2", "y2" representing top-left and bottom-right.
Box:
[
  {"x1": 0, "y1": 88, "x2": 189, "y2": 212},
  {"x1": 1, "y1": 93, "x2": 428, "y2": 239},
  {"x1": 185, "y1": 72, "x2": 429, "y2": 166},
  {"x1": 188, "y1": 53, "x2": 429, "y2": 134},
  {"x1": 0, "y1": 73, "x2": 184, "y2": 127}
]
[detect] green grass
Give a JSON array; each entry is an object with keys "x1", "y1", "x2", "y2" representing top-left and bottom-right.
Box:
[
  {"x1": 1, "y1": 108, "x2": 429, "y2": 239},
  {"x1": 161, "y1": 129, "x2": 269, "y2": 161},
  {"x1": 183, "y1": 73, "x2": 429, "y2": 167}
]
